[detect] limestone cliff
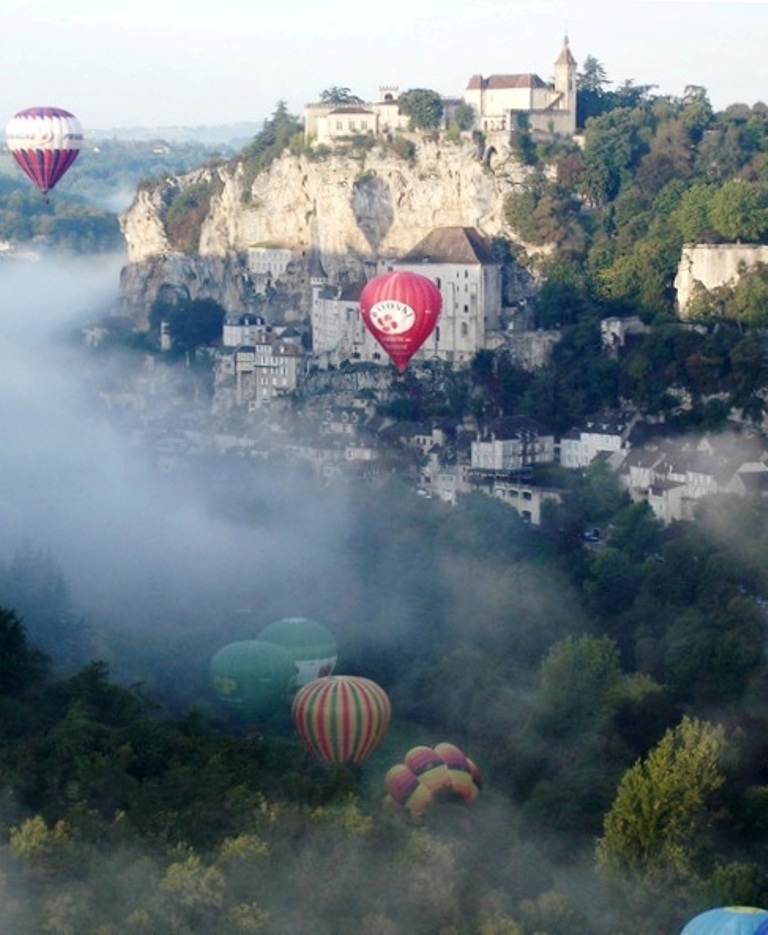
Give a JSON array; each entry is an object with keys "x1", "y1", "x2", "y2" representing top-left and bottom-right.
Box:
[
  {"x1": 117, "y1": 136, "x2": 533, "y2": 324},
  {"x1": 674, "y1": 243, "x2": 768, "y2": 317}
]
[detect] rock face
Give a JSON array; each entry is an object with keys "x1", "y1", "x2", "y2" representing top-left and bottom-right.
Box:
[
  {"x1": 675, "y1": 243, "x2": 768, "y2": 317},
  {"x1": 118, "y1": 137, "x2": 533, "y2": 324}
]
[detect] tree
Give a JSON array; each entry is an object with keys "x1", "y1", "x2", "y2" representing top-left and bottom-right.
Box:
[
  {"x1": 578, "y1": 56, "x2": 609, "y2": 94},
  {"x1": 577, "y1": 56, "x2": 611, "y2": 127},
  {"x1": 673, "y1": 183, "x2": 719, "y2": 242},
  {"x1": 241, "y1": 101, "x2": 303, "y2": 178},
  {"x1": 596, "y1": 716, "x2": 726, "y2": 879},
  {"x1": 319, "y1": 87, "x2": 364, "y2": 105},
  {"x1": 724, "y1": 264, "x2": 768, "y2": 326},
  {"x1": 450, "y1": 101, "x2": 475, "y2": 132},
  {"x1": 397, "y1": 89, "x2": 444, "y2": 130},
  {"x1": 578, "y1": 107, "x2": 650, "y2": 205},
  {"x1": 165, "y1": 297, "x2": 226, "y2": 355},
  {"x1": 709, "y1": 180, "x2": 768, "y2": 243},
  {"x1": 0, "y1": 606, "x2": 48, "y2": 698},
  {"x1": 537, "y1": 634, "x2": 623, "y2": 734}
]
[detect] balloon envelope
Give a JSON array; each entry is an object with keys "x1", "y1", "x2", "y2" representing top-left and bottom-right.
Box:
[
  {"x1": 681, "y1": 908, "x2": 768, "y2": 935},
  {"x1": 210, "y1": 639, "x2": 298, "y2": 723},
  {"x1": 386, "y1": 742, "x2": 482, "y2": 820},
  {"x1": 359, "y1": 270, "x2": 442, "y2": 372},
  {"x1": 291, "y1": 675, "x2": 391, "y2": 765},
  {"x1": 385, "y1": 763, "x2": 434, "y2": 819},
  {"x1": 257, "y1": 617, "x2": 337, "y2": 686},
  {"x1": 6, "y1": 107, "x2": 83, "y2": 194}
]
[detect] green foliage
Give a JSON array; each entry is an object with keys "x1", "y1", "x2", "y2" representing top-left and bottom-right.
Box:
[
  {"x1": 0, "y1": 176, "x2": 121, "y2": 252},
  {"x1": 239, "y1": 101, "x2": 303, "y2": 193},
  {"x1": 578, "y1": 107, "x2": 651, "y2": 205},
  {"x1": 537, "y1": 634, "x2": 623, "y2": 733},
  {"x1": 163, "y1": 179, "x2": 216, "y2": 253},
  {"x1": 709, "y1": 180, "x2": 768, "y2": 242},
  {"x1": 0, "y1": 606, "x2": 48, "y2": 698},
  {"x1": 319, "y1": 87, "x2": 364, "y2": 105},
  {"x1": 504, "y1": 178, "x2": 580, "y2": 246},
  {"x1": 397, "y1": 88, "x2": 444, "y2": 131},
  {"x1": 152, "y1": 295, "x2": 226, "y2": 355},
  {"x1": 596, "y1": 716, "x2": 726, "y2": 880},
  {"x1": 385, "y1": 135, "x2": 417, "y2": 162},
  {"x1": 450, "y1": 101, "x2": 475, "y2": 132}
]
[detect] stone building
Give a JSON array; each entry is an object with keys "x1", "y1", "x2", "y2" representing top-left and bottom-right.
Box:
[
  {"x1": 304, "y1": 35, "x2": 577, "y2": 144},
  {"x1": 385, "y1": 226, "x2": 502, "y2": 365},
  {"x1": 215, "y1": 314, "x2": 306, "y2": 410},
  {"x1": 464, "y1": 36, "x2": 577, "y2": 136},
  {"x1": 310, "y1": 226, "x2": 502, "y2": 368}
]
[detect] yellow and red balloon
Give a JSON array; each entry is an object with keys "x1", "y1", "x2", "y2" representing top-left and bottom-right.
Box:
[{"x1": 384, "y1": 742, "x2": 482, "y2": 820}]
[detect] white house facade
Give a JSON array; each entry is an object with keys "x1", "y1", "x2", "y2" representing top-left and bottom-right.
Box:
[{"x1": 560, "y1": 409, "x2": 640, "y2": 469}]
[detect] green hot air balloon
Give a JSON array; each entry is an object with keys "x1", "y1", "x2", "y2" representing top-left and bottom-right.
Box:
[
  {"x1": 257, "y1": 617, "x2": 338, "y2": 687},
  {"x1": 210, "y1": 639, "x2": 298, "y2": 724}
]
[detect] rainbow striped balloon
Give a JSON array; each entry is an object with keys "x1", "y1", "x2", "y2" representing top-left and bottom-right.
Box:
[{"x1": 291, "y1": 675, "x2": 391, "y2": 766}]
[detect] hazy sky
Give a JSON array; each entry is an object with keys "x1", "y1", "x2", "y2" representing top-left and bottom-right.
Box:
[{"x1": 1, "y1": 0, "x2": 766, "y2": 131}]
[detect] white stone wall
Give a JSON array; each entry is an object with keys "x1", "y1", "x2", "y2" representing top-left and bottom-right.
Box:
[{"x1": 675, "y1": 243, "x2": 768, "y2": 316}]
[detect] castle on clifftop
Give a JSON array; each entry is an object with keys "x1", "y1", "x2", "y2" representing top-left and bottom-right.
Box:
[{"x1": 304, "y1": 35, "x2": 577, "y2": 145}]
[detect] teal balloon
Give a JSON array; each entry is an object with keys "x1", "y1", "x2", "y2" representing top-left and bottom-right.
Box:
[
  {"x1": 257, "y1": 617, "x2": 338, "y2": 686},
  {"x1": 681, "y1": 908, "x2": 768, "y2": 935},
  {"x1": 210, "y1": 640, "x2": 298, "y2": 722}
]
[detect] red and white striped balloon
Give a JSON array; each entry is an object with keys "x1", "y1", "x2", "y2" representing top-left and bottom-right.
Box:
[{"x1": 5, "y1": 106, "x2": 83, "y2": 195}]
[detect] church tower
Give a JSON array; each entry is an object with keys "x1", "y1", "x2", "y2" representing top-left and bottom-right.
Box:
[{"x1": 554, "y1": 35, "x2": 577, "y2": 134}]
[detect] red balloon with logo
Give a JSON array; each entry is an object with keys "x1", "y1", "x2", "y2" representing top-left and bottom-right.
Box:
[{"x1": 359, "y1": 270, "x2": 442, "y2": 372}]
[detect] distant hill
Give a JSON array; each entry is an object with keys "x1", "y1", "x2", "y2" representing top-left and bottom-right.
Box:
[{"x1": 85, "y1": 122, "x2": 263, "y2": 148}]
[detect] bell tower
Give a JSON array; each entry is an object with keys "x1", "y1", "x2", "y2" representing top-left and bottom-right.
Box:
[{"x1": 554, "y1": 34, "x2": 577, "y2": 134}]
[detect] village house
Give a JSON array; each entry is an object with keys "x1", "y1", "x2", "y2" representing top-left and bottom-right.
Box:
[
  {"x1": 470, "y1": 416, "x2": 556, "y2": 473},
  {"x1": 559, "y1": 409, "x2": 641, "y2": 469},
  {"x1": 214, "y1": 314, "x2": 307, "y2": 411},
  {"x1": 311, "y1": 281, "x2": 385, "y2": 367},
  {"x1": 305, "y1": 88, "x2": 409, "y2": 146},
  {"x1": 617, "y1": 431, "x2": 768, "y2": 524}
]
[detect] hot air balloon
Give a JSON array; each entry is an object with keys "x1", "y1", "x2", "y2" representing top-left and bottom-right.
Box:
[
  {"x1": 210, "y1": 639, "x2": 298, "y2": 724},
  {"x1": 257, "y1": 617, "x2": 338, "y2": 687},
  {"x1": 433, "y1": 742, "x2": 481, "y2": 803},
  {"x1": 680, "y1": 908, "x2": 768, "y2": 935},
  {"x1": 384, "y1": 763, "x2": 434, "y2": 820},
  {"x1": 359, "y1": 270, "x2": 442, "y2": 372},
  {"x1": 5, "y1": 107, "x2": 83, "y2": 198},
  {"x1": 291, "y1": 675, "x2": 391, "y2": 766},
  {"x1": 384, "y1": 742, "x2": 482, "y2": 820}
]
